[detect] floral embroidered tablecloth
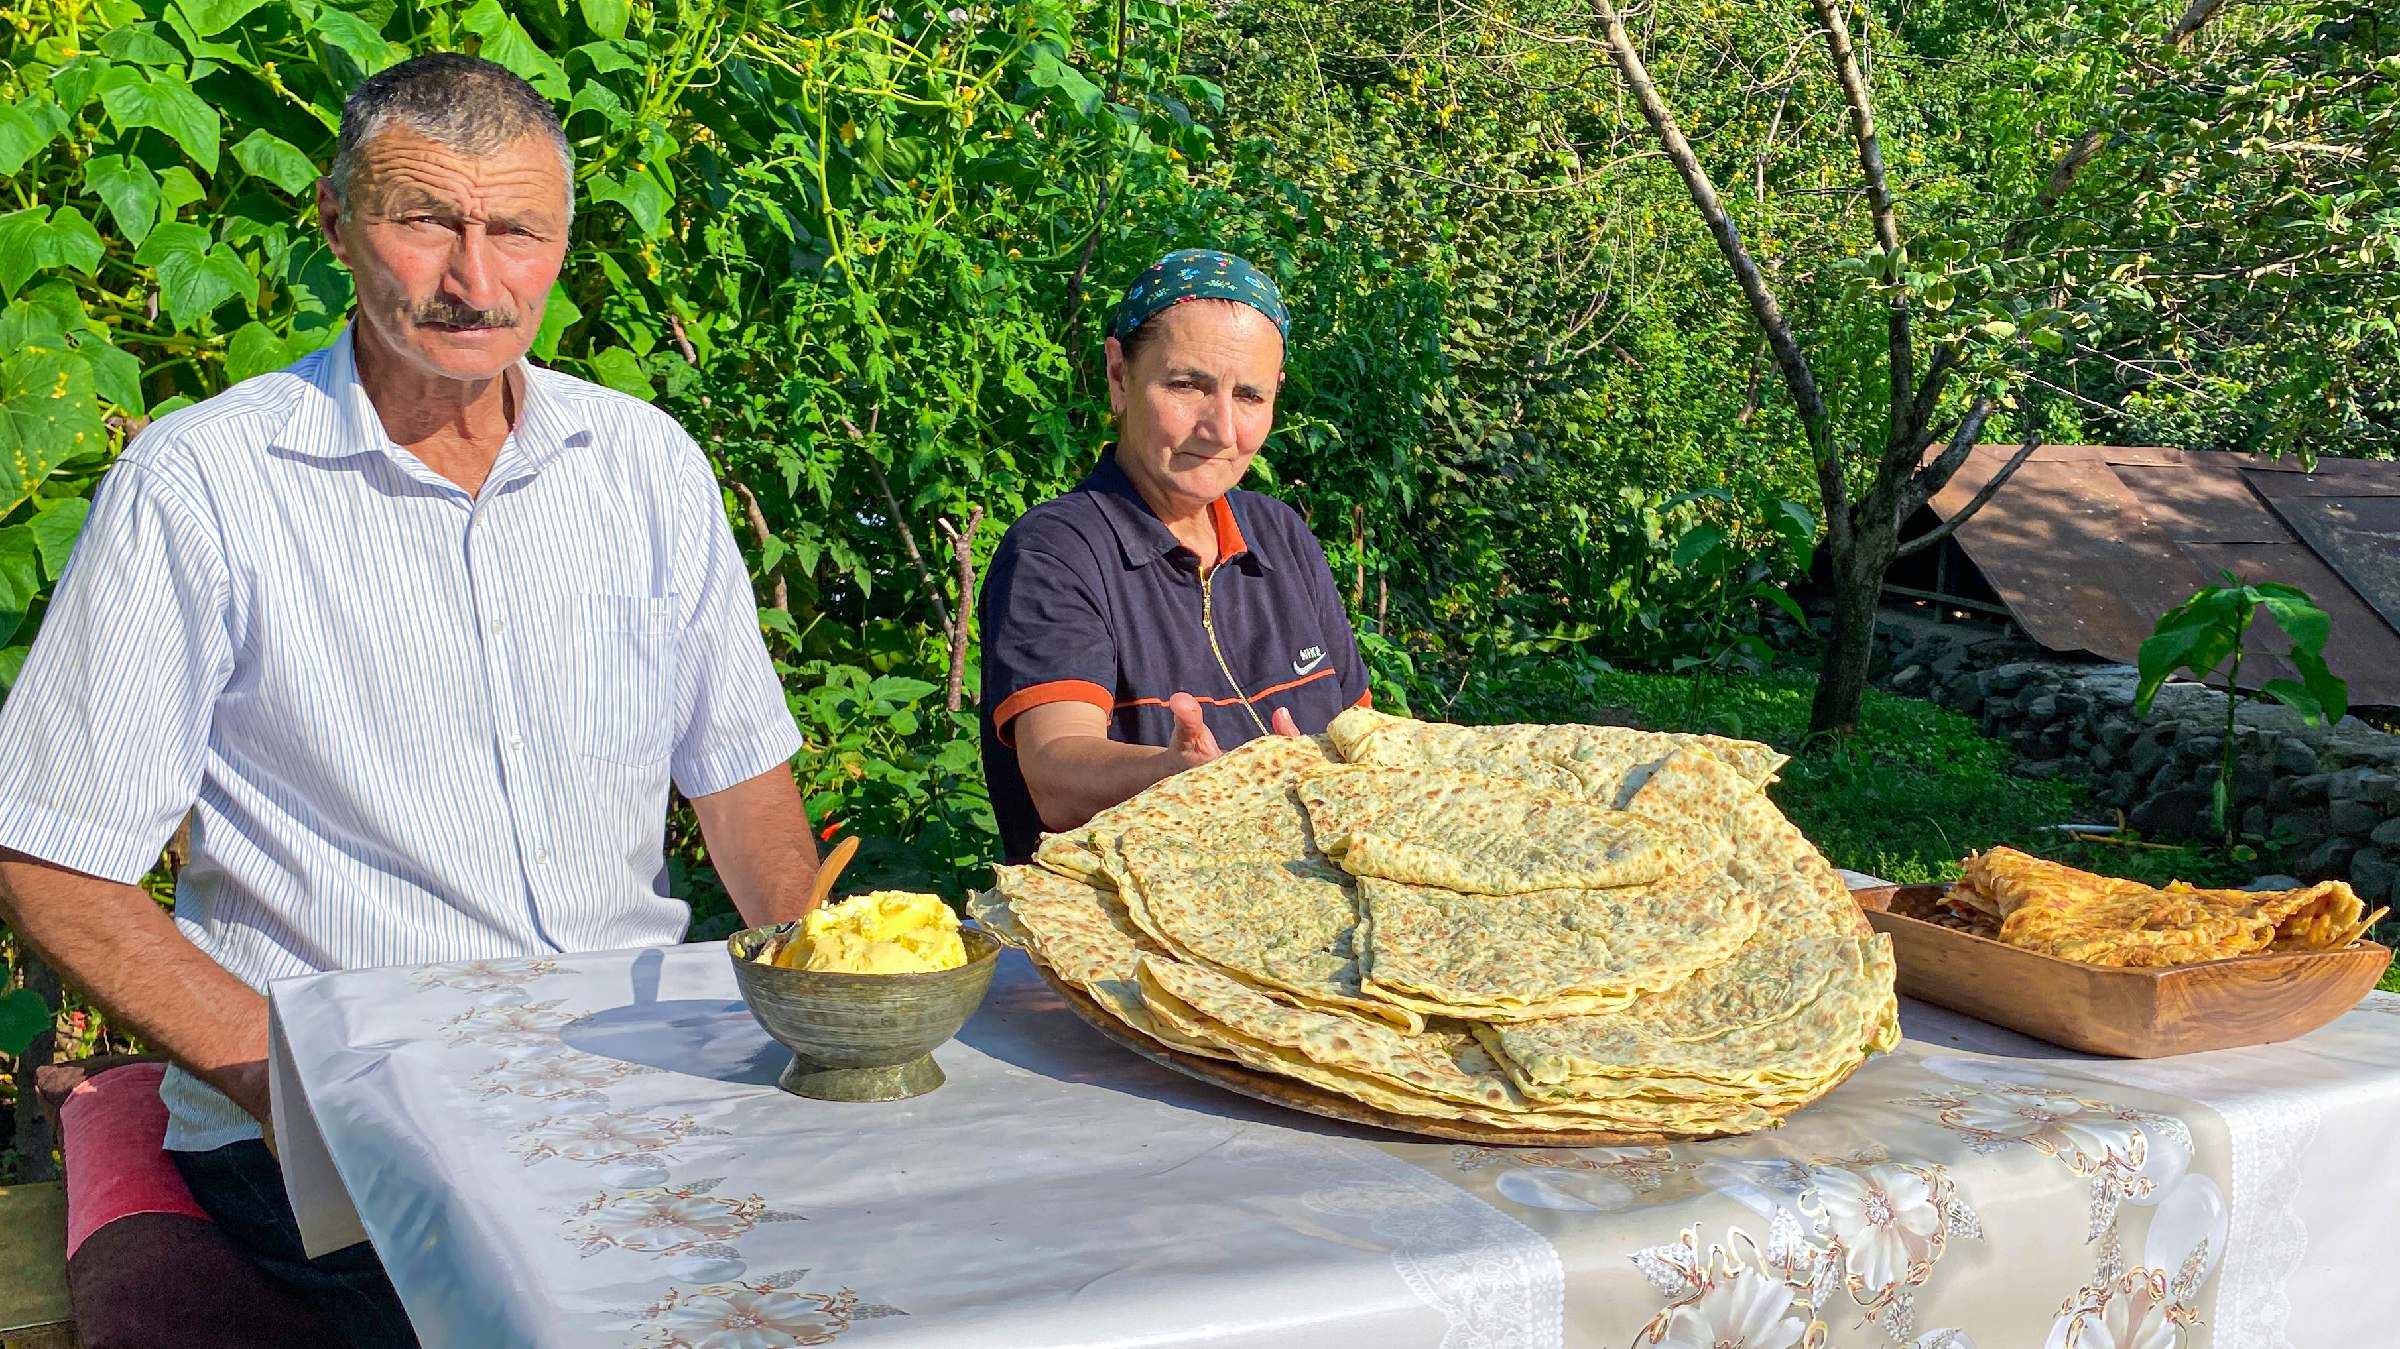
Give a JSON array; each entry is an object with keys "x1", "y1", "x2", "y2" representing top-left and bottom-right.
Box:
[{"x1": 266, "y1": 943, "x2": 2400, "y2": 1349}]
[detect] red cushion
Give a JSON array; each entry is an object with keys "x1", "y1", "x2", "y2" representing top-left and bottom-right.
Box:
[{"x1": 58, "y1": 1062, "x2": 210, "y2": 1258}]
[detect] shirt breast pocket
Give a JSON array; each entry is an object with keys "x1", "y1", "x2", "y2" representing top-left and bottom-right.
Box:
[{"x1": 580, "y1": 593, "x2": 678, "y2": 765}]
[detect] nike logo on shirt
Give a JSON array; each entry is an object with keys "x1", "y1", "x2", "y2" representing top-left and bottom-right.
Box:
[{"x1": 1293, "y1": 646, "x2": 1327, "y2": 676}]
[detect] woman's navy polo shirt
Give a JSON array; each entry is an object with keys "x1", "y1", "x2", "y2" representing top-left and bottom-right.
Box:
[{"x1": 978, "y1": 454, "x2": 1371, "y2": 861}]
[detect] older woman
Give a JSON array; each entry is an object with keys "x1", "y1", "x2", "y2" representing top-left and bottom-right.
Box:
[{"x1": 978, "y1": 249, "x2": 1371, "y2": 860}]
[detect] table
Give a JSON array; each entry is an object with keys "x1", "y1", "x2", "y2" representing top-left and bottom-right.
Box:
[{"x1": 268, "y1": 942, "x2": 2400, "y2": 1349}]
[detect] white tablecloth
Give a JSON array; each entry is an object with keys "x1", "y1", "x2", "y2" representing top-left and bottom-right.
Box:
[{"x1": 267, "y1": 942, "x2": 2400, "y2": 1349}]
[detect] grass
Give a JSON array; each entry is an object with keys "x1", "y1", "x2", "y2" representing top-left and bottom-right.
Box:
[{"x1": 1456, "y1": 662, "x2": 2258, "y2": 890}]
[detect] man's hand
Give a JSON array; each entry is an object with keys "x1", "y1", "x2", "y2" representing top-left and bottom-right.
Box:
[{"x1": 1270, "y1": 706, "x2": 1303, "y2": 738}]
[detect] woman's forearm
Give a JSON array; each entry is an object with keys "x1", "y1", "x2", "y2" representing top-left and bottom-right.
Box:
[{"x1": 1017, "y1": 731, "x2": 1195, "y2": 833}]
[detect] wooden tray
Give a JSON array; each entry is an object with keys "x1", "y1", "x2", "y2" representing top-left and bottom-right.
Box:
[
  {"x1": 1853, "y1": 884, "x2": 2390, "y2": 1058},
  {"x1": 1032, "y1": 965, "x2": 1698, "y2": 1146}
]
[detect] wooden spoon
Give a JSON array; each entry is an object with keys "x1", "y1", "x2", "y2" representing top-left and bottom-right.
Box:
[{"x1": 772, "y1": 835, "x2": 861, "y2": 969}]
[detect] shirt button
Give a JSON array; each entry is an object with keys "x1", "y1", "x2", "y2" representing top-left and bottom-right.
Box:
[
  {"x1": 533, "y1": 850, "x2": 550, "y2": 866},
  {"x1": 508, "y1": 735, "x2": 525, "y2": 751},
  {"x1": 490, "y1": 619, "x2": 506, "y2": 634}
]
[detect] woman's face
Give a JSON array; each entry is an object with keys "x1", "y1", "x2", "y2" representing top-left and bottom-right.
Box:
[{"x1": 1106, "y1": 300, "x2": 1285, "y2": 516}]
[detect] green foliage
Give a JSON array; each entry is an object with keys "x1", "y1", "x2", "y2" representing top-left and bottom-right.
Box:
[
  {"x1": 0, "y1": 0, "x2": 1460, "y2": 900},
  {"x1": 2136, "y1": 572, "x2": 2347, "y2": 844},
  {"x1": 0, "y1": 984, "x2": 49, "y2": 1058}
]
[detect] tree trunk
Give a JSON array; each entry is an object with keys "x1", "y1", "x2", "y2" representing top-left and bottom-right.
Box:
[{"x1": 1814, "y1": 547, "x2": 1891, "y2": 729}]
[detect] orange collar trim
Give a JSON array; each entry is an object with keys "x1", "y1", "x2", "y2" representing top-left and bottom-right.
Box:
[{"x1": 1209, "y1": 494, "x2": 1249, "y2": 564}]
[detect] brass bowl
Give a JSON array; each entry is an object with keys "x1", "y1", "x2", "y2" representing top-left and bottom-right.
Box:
[{"x1": 726, "y1": 924, "x2": 1001, "y2": 1101}]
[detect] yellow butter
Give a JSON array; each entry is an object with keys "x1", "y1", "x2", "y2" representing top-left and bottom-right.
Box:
[{"x1": 781, "y1": 890, "x2": 966, "y2": 973}]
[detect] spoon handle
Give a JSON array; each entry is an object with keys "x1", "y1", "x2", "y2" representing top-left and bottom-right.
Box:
[{"x1": 809, "y1": 834, "x2": 861, "y2": 913}]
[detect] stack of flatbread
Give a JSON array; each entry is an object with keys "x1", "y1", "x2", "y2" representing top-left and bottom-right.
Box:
[
  {"x1": 968, "y1": 707, "x2": 1900, "y2": 1139},
  {"x1": 1942, "y1": 847, "x2": 2386, "y2": 967}
]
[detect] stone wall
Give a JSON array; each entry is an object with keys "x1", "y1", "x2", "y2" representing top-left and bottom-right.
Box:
[{"x1": 1869, "y1": 614, "x2": 2400, "y2": 904}]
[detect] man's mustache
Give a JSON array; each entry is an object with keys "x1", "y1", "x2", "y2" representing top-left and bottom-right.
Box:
[{"x1": 410, "y1": 297, "x2": 518, "y2": 329}]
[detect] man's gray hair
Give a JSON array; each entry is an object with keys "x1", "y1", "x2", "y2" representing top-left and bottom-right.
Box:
[{"x1": 330, "y1": 52, "x2": 575, "y2": 221}]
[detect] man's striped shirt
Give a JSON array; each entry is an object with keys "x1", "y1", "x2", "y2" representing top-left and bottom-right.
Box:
[{"x1": 0, "y1": 326, "x2": 802, "y2": 1149}]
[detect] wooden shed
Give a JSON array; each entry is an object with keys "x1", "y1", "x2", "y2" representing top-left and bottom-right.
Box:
[{"x1": 1888, "y1": 445, "x2": 2400, "y2": 707}]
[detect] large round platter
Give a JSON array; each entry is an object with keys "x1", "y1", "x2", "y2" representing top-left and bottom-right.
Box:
[{"x1": 1033, "y1": 964, "x2": 1722, "y2": 1147}]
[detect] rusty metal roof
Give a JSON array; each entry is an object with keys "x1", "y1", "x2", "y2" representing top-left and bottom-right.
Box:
[{"x1": 1923, "y1": 445, "x2": 2400, "y2": 706}]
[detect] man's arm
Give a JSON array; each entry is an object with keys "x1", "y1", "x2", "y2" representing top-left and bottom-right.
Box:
[
  {"x1": 689, "y1": 764, "x2": 821, "y2": 926},
  {"x1": 1015, "y1": 694, "x2": 1300, "y2": 833},
  {"x1": 0, "y1": 851, "x2": 272, "y2": 1132}
]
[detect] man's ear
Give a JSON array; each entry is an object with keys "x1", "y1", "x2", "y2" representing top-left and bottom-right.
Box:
[{"x1": 315, "y1": 177, "x2": 350, "y2": 266}]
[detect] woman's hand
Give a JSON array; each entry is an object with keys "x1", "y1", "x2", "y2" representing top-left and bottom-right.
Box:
[{"x1": 1166, "y1": 692, "x2": 1224, "y2": 764}]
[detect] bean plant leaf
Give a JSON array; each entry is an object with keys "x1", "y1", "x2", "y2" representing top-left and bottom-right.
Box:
[
  {"x1": 29, "y1": 497, "x2": 92, "y2": 578},
  {"x1": 586, "y1": 346, "x2": 653, "y2": 398},
  {"x1": 0, "y1": 208, "x2": 108, "y2": 299},
  {"x1": 0, "y1": 525, "x2": 38, "y2": 642},
  {"x1": 137, "y1": 222, "x2": 255, "y2": 327},
  {"x1": 232, "y1": 130, "x2": 320, "y2": 196},
  {"x1": 0, "y1": 645, "x2": 27, "y2": 695},
  {"x1": 461, "y1": 0, "x2": 571, "y2": 98},
  {"x1": 579, "y1": 0, "x2": 632, "y2": 40},
  {"x1": 572, "y1": 40, "x2": 642, "y2": 75},
  {"x1": 1, "y1": 346, "x2": 103, "y2": 512},
  {"x1": 0, "y1": 986, "x2": 52, "y2": 1059},
  {"x1": 172, "y1": 0, "x2": 270, "y2": 37},
  {"x1": 313, "y1": 6, "x2": 406, "y2": 80},
  {"x1": 159, "y1": 166, "x2": 207, "y2": 212},
  {"x1": 225, "y1": 321, "x2": 302, "y2": 383},
  {"x1": 98, "y1": 23, "x2": 187, "y2": 65},
  {"x1": 99, "y1": 69, "x2": 222, "y2": 174},
  {"x1": 533, "y1": 281, "x2": 584, "y2": 360},
  {"x1": 1028, "y1": 51, "x2": 1104, "y2": 118},
  {"x1": 52, "y1": 58, "x2": 115, "y2": 116},
  {"x1": 85, "y1": 154, "x2": 165, "y2": 245},
  {"x1": 588, "y1": 170, "x2": 668, "y2": 236},
  {"x1": 0, "y1": 99, "x2": 69, "y2": 176},
  {"x1": 83, "y1": 342, "x2": 146, "y2": 415},
  {"x1": 568, "y1": 80, "x2": 629, "y2": 129},
  {"x1": 0, "y1": 300, "x2": 65, "y2": 350}
]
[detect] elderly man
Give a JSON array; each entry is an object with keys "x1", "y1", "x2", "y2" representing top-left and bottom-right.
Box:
[{"x1": 0, "y1": 54, "x2": 817, "y2": 1348}]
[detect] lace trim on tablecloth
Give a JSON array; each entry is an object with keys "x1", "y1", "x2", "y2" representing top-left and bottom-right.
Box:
[
  {"x1": 1223, "y1": 1130, "x2": 1565, "y2": 1349},
  {"x1": 2067, "y1": 1059, "x2": 2317, "y2": 1349}
]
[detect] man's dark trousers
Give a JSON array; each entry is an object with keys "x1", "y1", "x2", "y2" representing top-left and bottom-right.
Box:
[{"x1": 169, "y1": 1140, "x2": 420, "y2": 1349}]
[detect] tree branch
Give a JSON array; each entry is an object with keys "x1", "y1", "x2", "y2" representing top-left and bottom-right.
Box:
[
  {"x1": 1589, "y1": 0, "x2": 1848, "y2": 543},
  {"x1": 1807, "y1": 0, "x2": 1913, "y2": 460},
  {"x1": 2170, "y1": 0, "x2": 2233, "y2": 47},
  {"x1": 729, "y1": 479, "x2": 789, "y2": 614},
  {"x1": 867, "y1": 457, "x2": 952, "y2": 640},
  {"x1": 1898, "y1": 396, "x2": 1995, "y2": 520},
  {"x1": 1895, "y1": 417, "x2": 2037, "y2": 559},
  {"x1": 936, "y1": 509, "x2": 985, "y2": 713}
]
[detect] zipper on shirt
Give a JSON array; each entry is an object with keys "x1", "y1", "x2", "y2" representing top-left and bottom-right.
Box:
[{"x1": 1200, "y1": 562, "x2": 1273, "y2": 738}]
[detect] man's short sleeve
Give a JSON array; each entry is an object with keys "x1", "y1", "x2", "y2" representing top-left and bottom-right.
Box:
[
  {"x1": 668, "y1": 455, "x2": 805, "y2": 798},
  {"x1": 0, "y1": 459, "x2": 234, "y2": 882},
  {"x1": 980, "y1": 535, "x2": 1117, "y2": 746}
]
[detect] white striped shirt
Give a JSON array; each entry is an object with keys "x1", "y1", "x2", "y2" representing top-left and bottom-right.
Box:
[{"x1": 0, "y1": 327, "x2": 803, "y2": 1150}]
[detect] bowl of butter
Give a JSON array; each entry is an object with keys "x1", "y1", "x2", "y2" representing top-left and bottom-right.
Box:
[{"x1": 728, "y1": 891, "x2": 1000, "y2": 1102}]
